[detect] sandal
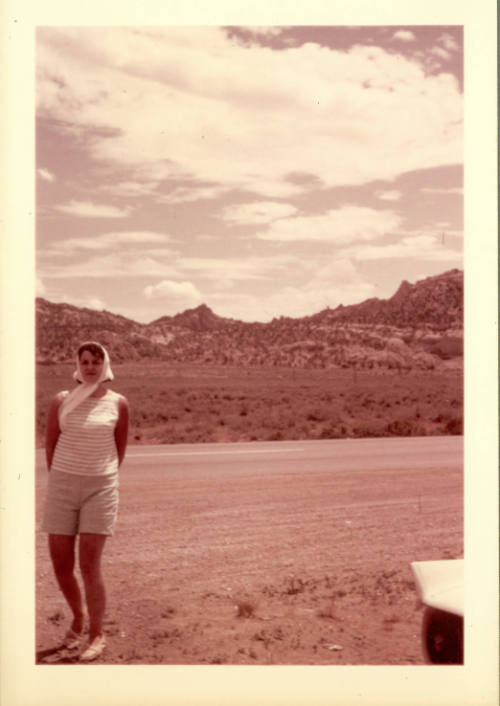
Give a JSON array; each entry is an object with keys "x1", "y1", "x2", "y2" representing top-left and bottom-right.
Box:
[
  {"x1": 63, "y1": 628, "x2": 84, "y2": 650},
  {"x1": 42, "y1": 647, "x2": 76, "y2": 664},
  {"x1": 80, "y1": 634, "x2": 106, "y2": 662}
]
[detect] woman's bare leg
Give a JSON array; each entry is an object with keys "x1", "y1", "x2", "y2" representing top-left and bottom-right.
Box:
[
  {"x1": 48, "y1": 534, "x2": 85, "y2": 634},
  {"x1": 79, "y1": 533, "x2": 107, "y2": 641}
]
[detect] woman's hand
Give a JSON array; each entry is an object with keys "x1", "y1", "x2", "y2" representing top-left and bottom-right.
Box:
[{"x1": 114, "y1": 395, "x2": 129, "y2": 466}]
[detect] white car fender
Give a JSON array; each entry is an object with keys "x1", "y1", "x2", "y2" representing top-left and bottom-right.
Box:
[{"x1": 411, "y1": 559, "x2": 464, "y2": 617}]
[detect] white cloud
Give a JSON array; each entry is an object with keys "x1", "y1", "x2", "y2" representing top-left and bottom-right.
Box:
[
  {"x1": 256, "y1": 206, "x2": 402, "y2": 243},
  {"x1": 286, "y1": 258, "x2": 376, "y2": 314},
  {"x1": 247, "y1": 27, "x2": 285, "y2": 38},
  {"x1": 101, "y1": 180, "x2": 159, "y2": 197},
  {"x1": 160, "y1": 180, "x2": 302, "y2": 205},
  {"x1": 160, "y1": 184, "x2": 231, "y2": 204},
  {"x1": 144, "y1": 279, "x2": 202, "y2": 304},
  {"x1": 140, "y1": 253, "x2": 379, "y2": 321},
  {"x1": 245, "y1": 179, "x2": 305, "y2": 199},
  {"x1": 438, "y1": 33, "x2": 460, "y2": 52},
  {"x1": 41, "y1": 290, "x2": 107, "y2": 311},
  {"x1": 54, "y1": 200, "x2": 131, "y2": 218},
  {"x1": 208, "y1": 258, "x2": 375, "y2": 320},
  {"x1": 37, "y1": 27, "x2": 462, "y2": 199},
  {"x1": 40, "y1": 252, "x2": 179, "y2": 279},
  {"x1": 109, "y1": 231, "x2": 172, "y2": 244},
  {"x1": 377, "y1": 190, "x2": 401, "y2": 201},
  {"x1": 39, "y1": 246, "x2": 303, "y2": 285},
  {"x1": 431, "y1": 47, "x2": 450, "y2": 61},
  {"x1": 38, "y1": 168, "x2": 55, "y2": 182},
  {"x1": 50, "y1": 231, "x2": 173, "y2": 252},
  {"x1": 340, "y1": 232, "x2": 462, "y2": 263},
  {"x1": 203, "y1": 291, "x2": 273, "y2": 322},
  {"x1": 221, "y1": 201, "x2": 298, "y2": 225},
  {"x1": 87, "y1": 298, "x2": 105, "y2": 311},
  {"x1": 392, "y1": 30, "x2": 416, "y2": 42},
  {"x1": 421, "y1": 187, "x2": 463, "y2": 195},
  {"x1": 178, "y1": 254, "x2": 303, "y2": 282}
]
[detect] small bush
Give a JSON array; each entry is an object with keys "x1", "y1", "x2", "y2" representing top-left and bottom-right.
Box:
[
  {"x1": 385, "y1": 419, "x2": 415, "y2": 436},
  {"x1": 319, "y1": 426, "x2": 343, "y2": 439},
  {"x1": 235, "y1": 601, "x2": 256, "y2": 618},
  {"x1": 316, "y1": 602, "x2": 337, "y2": 620},
  {"x1": 445, "y1": 417, "x2": 463, "y2": 435},
  {"x1": 352, "y1": 423, "x2": 386, "y2": 438}
]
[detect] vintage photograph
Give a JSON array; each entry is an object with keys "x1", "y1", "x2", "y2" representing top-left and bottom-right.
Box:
[{"x1": 33, "y1": 25, "x2": 466, "y2": 668}]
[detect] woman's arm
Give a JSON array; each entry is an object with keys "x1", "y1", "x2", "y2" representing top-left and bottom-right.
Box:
[
  {"x1": 45, "y1": 393, "x2": 64, "y2": 470},
  {"x1": 114, "y1": 395, "x2": 130, "y2": 467}
]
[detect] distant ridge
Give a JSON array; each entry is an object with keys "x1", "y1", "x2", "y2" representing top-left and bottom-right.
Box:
[
  {"x1": 152, "y1": 302, "x2": 237, "y2": 331},
  {"x1": 309, "y1": 268, "x2": 462, "y2": 328},
  {"x1": 36, "y1": 269, "x2": 463, "y2": 370}
]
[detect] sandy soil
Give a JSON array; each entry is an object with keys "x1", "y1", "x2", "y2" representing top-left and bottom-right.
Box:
[{"x1": 35, "y1": 442, "x2": 463, "y2": 665}]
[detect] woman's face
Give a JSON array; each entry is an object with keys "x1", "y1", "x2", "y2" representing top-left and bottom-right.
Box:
[{"x1": 79, "y1": 350, "x2": 104, "y2": 383}]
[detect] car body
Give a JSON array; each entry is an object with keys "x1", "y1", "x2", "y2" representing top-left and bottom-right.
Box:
[{"x1": 411, "y1": 559, "x2": 464, "y2": 664}]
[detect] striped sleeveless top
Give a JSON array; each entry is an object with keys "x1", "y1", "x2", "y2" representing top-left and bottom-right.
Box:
[{"x1": 51, "y1": 389, "x2": 121, "y2": 476}]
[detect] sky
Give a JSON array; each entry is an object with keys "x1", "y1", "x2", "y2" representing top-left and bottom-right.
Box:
[{"x1": 36, "y1": 25, "x2": 463, "y2": 324}]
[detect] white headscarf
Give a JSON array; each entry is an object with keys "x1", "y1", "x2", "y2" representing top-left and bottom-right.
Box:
[{"x1": 58, "y1": 342, "x2": 114, "y2": 430}]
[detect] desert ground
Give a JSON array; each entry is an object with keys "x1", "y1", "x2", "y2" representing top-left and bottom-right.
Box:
[{"x1": 35, "y1": 437, "x2": 463, "y2": 666}]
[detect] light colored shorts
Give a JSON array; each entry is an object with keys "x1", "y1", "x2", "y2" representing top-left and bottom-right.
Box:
[{"x1": 41, "y1": 470, "x2": 119, "y2": 536}]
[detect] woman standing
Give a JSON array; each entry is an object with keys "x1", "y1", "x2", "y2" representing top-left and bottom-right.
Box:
[{"x1": 42, "y1": 341, "x2": 129, "y2": 661}]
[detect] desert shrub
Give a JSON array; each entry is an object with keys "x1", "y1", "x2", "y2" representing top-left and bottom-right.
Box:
[
  {"x1": 284, "y1": 576, "x2": 306, "y2": 595},
  {"x1": 445, "y1": 417, "x2": 463, "y2": 435},
  {"x1": 428, "y1": 336, "x2": 463, "y2": 359},
  {"x1": 319, "y1": 426, "x2": 344, "y2": 439},
  {"x1": 352, "y1": 422, "x2": 387, "y2": 438},
  {"x1": 305, "y1": 408, "x2": 327, "y2": 422},
  {"x1": 385, "y1": 419, "x2": 416, "y2": 436},
  {"x1": 316, "y1": 603, "x2": 337, "y2": 620},
  {"x1": 235, "y1": 601, "x2": 257, "y2": 618},
  {"x1": 266, "y1": 429, "x2": 285, "y2": 441}
]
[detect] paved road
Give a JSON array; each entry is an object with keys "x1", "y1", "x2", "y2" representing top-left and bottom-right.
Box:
[{"x1": 36, "y1": 435, "x2": 461, "y2": 478}]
